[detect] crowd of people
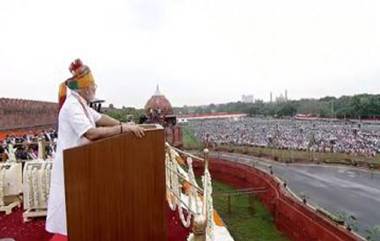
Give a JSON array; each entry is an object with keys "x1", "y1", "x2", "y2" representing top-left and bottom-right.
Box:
[
  {"x1": 188, "y1": 117, "x2": 380, "y2": 157},
  {"x1": 0, "y1": 129, "x2": 57, "y2": 161}
]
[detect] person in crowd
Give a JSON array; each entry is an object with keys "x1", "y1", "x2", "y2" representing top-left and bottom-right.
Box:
[{"x1": 189, "y1": 117, "x2": 380, "y2": 157}]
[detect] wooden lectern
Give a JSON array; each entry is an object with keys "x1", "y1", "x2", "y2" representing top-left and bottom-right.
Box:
[{"x1": 63, "y1": 124, "x2": 167, "y2": 241}]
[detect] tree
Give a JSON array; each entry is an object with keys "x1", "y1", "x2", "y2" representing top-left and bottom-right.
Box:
[
  {"x1": 366, "y1": 225, "x2": 380, "y2": 241},
  {"x1": 172, "y1": 93, "x2": 380, "y2": 119},
  {"x1": 277, "y1": 103, "x2": 297, "y2": 117}
]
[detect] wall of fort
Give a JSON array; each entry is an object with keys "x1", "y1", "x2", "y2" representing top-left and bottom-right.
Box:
[{"x1": 0, "y1": 98, "x2": 58, "y2": 132}]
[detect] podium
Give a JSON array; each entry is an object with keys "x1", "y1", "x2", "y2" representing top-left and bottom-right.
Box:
[{"x1": 63, "y1": 124, "x2": 167, "y2": 241}]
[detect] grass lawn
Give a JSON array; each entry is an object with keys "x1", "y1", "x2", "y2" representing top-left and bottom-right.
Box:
[
  {"x1": 182, "y1": 125, "x2": 202, "y2": 150},
  {"x1": 211, "y1": 180, "x2": 290, "y2": 241},
  {"x1": 216, "y1": 145, "x2": 380, "y2": 169}
]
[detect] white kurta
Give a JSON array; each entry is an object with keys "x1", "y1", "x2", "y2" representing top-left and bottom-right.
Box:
[{"x1": 46, "y1": 92, "x2": 101, "y2": 235}]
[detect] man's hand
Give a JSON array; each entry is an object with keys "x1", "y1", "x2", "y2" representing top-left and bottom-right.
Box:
[{"x1": 122, "y1": 124, "x2": 145, "y2": 138}]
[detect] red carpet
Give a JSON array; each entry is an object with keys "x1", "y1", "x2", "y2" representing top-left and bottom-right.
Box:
[
  {"x1": 0, "y1": 208, "x2": 52, "y2": 241},
  {"x1": 50, "y1": 234, "x2": 66, "y2": 241},
  {"x1": 0, "y1": 206, "x2": 190, "y2": 241}
]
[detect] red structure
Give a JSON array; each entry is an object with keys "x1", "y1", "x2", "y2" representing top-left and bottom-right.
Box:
[
  {"x1": 0, "y1": 98, "x2": 58, "y2": 132},
  {"x1": 193, "y1": 159, "x2": 363, "y2": 241},
  {"x1": 144, "y1": 85, "x2": 174, "y2": 118},
  {"x1": 144, "y1": 86, "x2": 182, "y2": 147}
]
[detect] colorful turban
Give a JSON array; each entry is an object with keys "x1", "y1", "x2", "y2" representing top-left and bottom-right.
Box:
[{"x1": 58, "y1": 59, "x2": 95, "y2": 110}]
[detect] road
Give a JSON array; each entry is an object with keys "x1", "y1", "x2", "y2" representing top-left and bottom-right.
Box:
[{"x1": 210, "y1": 152, "x2": 380, "y2": 236}]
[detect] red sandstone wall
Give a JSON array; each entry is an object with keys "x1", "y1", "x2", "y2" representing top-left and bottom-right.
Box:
[
  {"x1": 0, "y1": 98, "x2": 58, "y2": 131},
  {"x1": 193, "y1": 159, "x2": 363, "y2": 241},
  {"x1": 165, "y1": 126, "x2": 183, "y2": 148}
]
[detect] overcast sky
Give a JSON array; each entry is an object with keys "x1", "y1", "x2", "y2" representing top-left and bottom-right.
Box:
[{"x1": 0, "y1": 0, "x2": 379, "y2": 108}]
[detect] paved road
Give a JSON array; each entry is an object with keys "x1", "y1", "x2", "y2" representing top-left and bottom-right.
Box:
[{"x1": 210, "y1": 152, "x2": 380, "y2": 236}]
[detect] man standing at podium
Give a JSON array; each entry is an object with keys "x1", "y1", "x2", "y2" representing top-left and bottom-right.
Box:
[{"x1": 46, "y1": 59, "x2": 145, "y2": 237}]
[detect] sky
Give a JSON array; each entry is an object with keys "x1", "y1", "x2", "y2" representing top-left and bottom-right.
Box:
[{"x1": 0, "y1": 0, "x2": 379, "y2": 108}]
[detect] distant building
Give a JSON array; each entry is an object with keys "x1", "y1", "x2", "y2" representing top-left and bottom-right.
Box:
[
  {"x1": 242, "y1": 94, "x2": 254, "y2": 103},
  {"x1": 274, "y1": 90, "x2": 289, "y2": 103},
  {"x1": 276, "y1": 94, "x2": 287, "y2": 103}
]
